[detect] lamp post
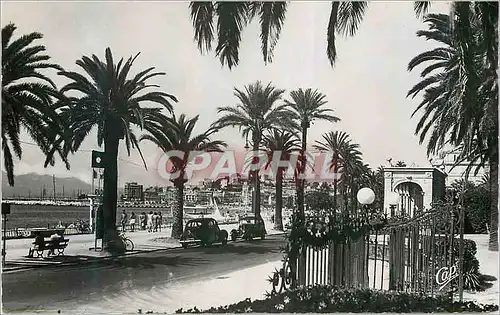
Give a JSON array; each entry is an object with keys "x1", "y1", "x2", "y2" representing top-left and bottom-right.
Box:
[
  {"x1": 357, "y1": 187, "x2": 375, "y2": 287},
  {"x1": 386, "y1": 191, "x2": 401, "y2": 291},
  {"x1": 2, "y1": 203, "x2": 10, "y2": 265},
  {"x1": 387, "y1": 192, "x2": 400, "y2": 217},
  {"x1": 357, "y1": 187, "x2": 375, "y2": 208}
]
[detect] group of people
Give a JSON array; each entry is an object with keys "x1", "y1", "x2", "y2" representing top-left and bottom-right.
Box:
[{"x1": 121, "y1": 210, "x2": 163, "y2": 233}]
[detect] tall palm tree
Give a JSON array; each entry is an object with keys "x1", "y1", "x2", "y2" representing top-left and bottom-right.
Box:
[
  {"x1": 58, "y1": 48, "x2": 178, "y2": 251},
  {"x1": 341, "y1": 156, "x2": 369, "y2": 214},
  {"x1": 263, "y1": 129, "x2": 300, "y2": 230},
  {"x1": 285, "y1": 88, "x2": 340, "y2": 218},
  {"x1": 140, "y1": 114, "x2": 226, "y2": 238},
  {"x1": 407, "y1": 7, "x2": 498, "y2": 251},
  {"x1": 314, "y1": 131, "x2": 361, "y2": 213},
  {"x1": 212, "y1": 81, "x2": 293, "y2": 218},
  {"x1": 188, "y1": 2, "x2": 446, "y2": 69},
  {"x1": 2, "y1": 23, "x2": 68, "y2": 186}
]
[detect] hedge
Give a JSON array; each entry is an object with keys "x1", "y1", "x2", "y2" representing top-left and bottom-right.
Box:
[{"x1": 176, "y1": 286, "x2": 498, "y2": 313}]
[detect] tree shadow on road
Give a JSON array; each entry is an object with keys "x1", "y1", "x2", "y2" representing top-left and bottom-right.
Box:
[
  {"x1": 195, "y1": 241, "x2": 281, "y2": 256},
  {"x1": 52, "y1": 254, "x2": 209, "y2": 271}
]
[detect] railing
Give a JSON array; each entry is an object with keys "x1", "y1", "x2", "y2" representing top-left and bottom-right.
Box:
[
  {"x1": 4, "y1": 219, "x2": 241, "y2": 239},
  {"x1": 2, "y1": 227, "x2": 91, "y2": 239},
  {"x1": 274, "y1": 208, "x2": 455, "y2": 297}
]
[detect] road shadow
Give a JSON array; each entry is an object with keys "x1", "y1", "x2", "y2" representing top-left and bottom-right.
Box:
[
  {"x1": 34, "y1": 253, "x2": 209, "y2": 271},
  {"x1": 98, "y1": 254, "x2": 207, "y2": 269},
  {"x1": 194, "y1": 241, "x2": 281, "y2": 255}
]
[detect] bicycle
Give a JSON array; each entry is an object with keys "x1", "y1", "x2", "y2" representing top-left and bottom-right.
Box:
[{"x1": 119, "y1": 232, "x2": 135, "y2": 251}]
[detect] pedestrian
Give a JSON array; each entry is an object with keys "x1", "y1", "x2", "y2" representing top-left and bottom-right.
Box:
[
  {"x1": 140, "y1": 212, "x2": 146, "y2": 230},
  {"x1": 158, "y1": 212, "x2": 162, "y2": 232},
  {"x1": 48, "y1": 232, "x2": 63, "y2": 256},
  {"x1": 147, "y1": 211, "x2": 153, "y2": 232},
  {"x1": 130, "y1": 212, "x2": 136, "y2": 232},
  {"x1": 121, "y1": 210, "x2": 128, "y2": 232},
  {"x1": 152, "y1": 212, "x2": 158, "y2": 232}
]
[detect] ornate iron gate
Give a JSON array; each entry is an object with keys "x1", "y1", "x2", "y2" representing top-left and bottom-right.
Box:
[{"x1": 271, "y1": 204, "x2": 455, "y2": 296}]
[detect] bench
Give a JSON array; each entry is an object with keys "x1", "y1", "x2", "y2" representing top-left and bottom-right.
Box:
[{"x1": 27, "y1": 229, "x2": 70, "y2": 258}]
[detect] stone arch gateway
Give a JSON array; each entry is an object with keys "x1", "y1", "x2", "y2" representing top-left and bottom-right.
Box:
[{"x1": 383, "y1": 167, "x2": 447, "y2": 218}]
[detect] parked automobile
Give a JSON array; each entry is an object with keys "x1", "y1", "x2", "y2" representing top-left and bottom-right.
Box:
[
  {"x1": 180, "y1": 218, "x2": 228, "y2": 248},
  {"x1": 230, "y1": 215, "x2": 267, "y2": 241}
]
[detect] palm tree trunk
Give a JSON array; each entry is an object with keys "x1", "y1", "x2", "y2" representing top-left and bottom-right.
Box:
[
  {"x1": 489, "y1": 157, "x2": 498, "y2": 251},
  {"x1": 171, "y1": 180, "x2": 184, "y2": 239},
  {"x1": 333, "y1": 158, "x2": 338, "y2": 212},
  {"x1": 102, "y1": 135, "x2": 124, "y2": 253},
  {"x1": 295, "y1": 124, "x2": 308, "y2": 287},
  {"x1": 297, "y1": 126, "x2": 307, "y2": 217},
  {"x1": 275, "y1": 169, "x2": 284, "y2": 231},
  {"x1": 252, "y1": 140, "x2": 261, "y2": 218}
]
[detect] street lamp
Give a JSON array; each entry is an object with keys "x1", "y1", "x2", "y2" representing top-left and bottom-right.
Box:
[
  {"x1": 387, "y1": 191, "x2": 400, "y2": 217},
  {"x1": 356, "y1": 187, "x2": 374, "y2": 287},
  {"x1": 357, "y1": 187, "x2": 375, "y2": 206}
]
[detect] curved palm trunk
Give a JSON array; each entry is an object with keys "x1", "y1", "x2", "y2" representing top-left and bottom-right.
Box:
[
  {"x1": 274, "y1": 169, "x2": 284, "y2": 231},
  {"x1": 102, "y1": 136, "x2": 124, "y2": 253},
  {"x1": 489, "y1": 156, "x2": 498, "y2": 251},
  {"x1": 171, "y1": 179, "x2": 185, "y2": 239}
]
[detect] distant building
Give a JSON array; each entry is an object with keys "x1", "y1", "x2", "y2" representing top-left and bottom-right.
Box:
[
  {"x1": 429, "y1": 145, "x2": 487, "y2": 186},
  {"x1": 124, "y1": 182, "x2": 144, "y2": 201},
  {"x1": 184, "y1": 186, "x2": 198, "y2": 205},
  {"x1": 144, "y1": 186, "x2": 161, "y2": 203}
]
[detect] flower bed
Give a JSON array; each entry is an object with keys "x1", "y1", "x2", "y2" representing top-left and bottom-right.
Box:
[{"x1": 176, "y1": 286, "x2": 499, "y2": 313}]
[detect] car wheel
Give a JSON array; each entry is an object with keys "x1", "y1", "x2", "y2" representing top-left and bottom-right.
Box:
[
  {"x1": 182, "y1": 243, "x2": 188, "y2": 249},
  {"x1": 261, "y1": 234, "x2": 265, "y2": 240},
  {"x1": 222, "y1": 236, "x2": 228, "y2": 246}
]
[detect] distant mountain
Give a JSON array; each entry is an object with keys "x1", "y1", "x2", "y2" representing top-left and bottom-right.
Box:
[{"x1": 2, "y1": 172, "x2": 93, "y2": 198}]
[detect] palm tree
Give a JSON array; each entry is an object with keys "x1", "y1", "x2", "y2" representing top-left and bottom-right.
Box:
[
  {"x1": 2, "y1": 23, "x2": 68, "y2": 186},
  {"x1": 188, "y1": 2, "x2": 448, "y2": 69},
  {"x1": 58, "y1": 48, "x2": 178, "y2": 251},
  {"x1": 212, "y1": 81, "x2": 292, "y2": 218},
  {"x1": 140, "y1": 114, "x2": 226, "y2": 238},
  {"x1": 263, "y1": 129, "x2": 300, "y2": 230},
  {"x1": 314, "y1": 131, "x2": 361, "y2": 213},
  {"x1": 408, "y1": 7, "x2": 498, "y2": 251},
  {"x1": 285, "y1": 88, "x2": 340, "y2": 218},
  {"x1": 394, "y1": 161, "x2": 407, "y2": 167}
]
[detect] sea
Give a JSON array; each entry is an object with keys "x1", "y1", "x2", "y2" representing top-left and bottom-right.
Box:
[{"x1": 3, "y1": 203, "x2": 173, "y2": 229}]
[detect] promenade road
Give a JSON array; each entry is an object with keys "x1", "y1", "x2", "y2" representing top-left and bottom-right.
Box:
[{"x1": 2, "y1": 234, "x2": 286, "y2": 313}]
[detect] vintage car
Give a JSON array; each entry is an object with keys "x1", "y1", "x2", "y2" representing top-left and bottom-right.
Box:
[
  {"x1": 180, "y1": 218, "x2": 229, "y2": 248},
  {"x1": 230, "y1": 215, "x2": 267, "y2": 241}
]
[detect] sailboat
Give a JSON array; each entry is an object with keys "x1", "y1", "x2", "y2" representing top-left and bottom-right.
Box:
[{"x1": 203, "y1": 196, "x2": 225, "y2": 221}]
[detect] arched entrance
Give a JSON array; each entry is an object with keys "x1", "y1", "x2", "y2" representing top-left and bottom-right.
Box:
[{"x1": 393, "y1": 182, "x2": 424, "y2": 217}]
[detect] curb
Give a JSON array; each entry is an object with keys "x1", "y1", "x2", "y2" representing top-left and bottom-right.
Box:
[{"x1": 2, "y1": 232, "x2": 287, "y2": 274}]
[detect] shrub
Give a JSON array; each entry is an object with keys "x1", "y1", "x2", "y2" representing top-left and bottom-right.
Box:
[
  {"x1": 431, "y1": 237, "x2": 486, "y2": 291},
  {"x1": 175, "y1": 286, "x2": 498, "y2": 313},
  {"x1": 449, "y1": 180, "x2": 490, "y2": 234}
]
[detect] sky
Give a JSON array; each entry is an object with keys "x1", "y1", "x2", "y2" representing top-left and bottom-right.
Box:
[{"x1": 1, "y1": 1, "x2": 450, "y2": 187}]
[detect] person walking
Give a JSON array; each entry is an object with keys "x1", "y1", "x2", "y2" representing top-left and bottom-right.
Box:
[
  {"x1": 121, "y1": 210, "x2": 128, "y2": 232},
  {"x1": 152, "y1": 212, "x2": 158, "y2": 232},
  {"x1": 147, "y1": 211, "x2": 153, "y2": 232},
  {"x1": 139, "y1": 212, "x2": 146, "y2": 230},
  {"x1": 158, "y1": 212, "x2": 162, "y2": 232},
  {"x1": 130, "y1": 212, "x2": 136, "y2": 232}
]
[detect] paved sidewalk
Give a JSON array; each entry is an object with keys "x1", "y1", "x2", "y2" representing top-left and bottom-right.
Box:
[
  {"x1": 71, "y1": 260, "x2": 283, "y2": 314},
  {"x1": 2, "y1": 220, "x2": 284, "y2": 272}
]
